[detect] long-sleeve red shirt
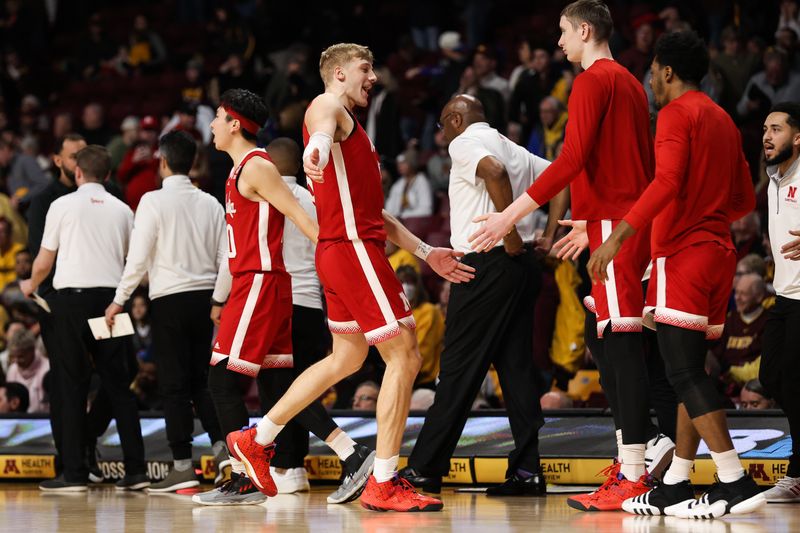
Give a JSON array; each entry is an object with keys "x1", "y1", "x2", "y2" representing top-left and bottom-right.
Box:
[
  {"x1": 527, "y1": 59, "x2": 654, "y2": 220},
  {"x1": 623, "y1": 91, "x2": 755, "y2": 257}
]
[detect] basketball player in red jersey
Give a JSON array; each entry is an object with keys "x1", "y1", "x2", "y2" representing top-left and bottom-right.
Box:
[
  {"x1": 194, "y1": 89, "x2": 375, "y2": 507},
  {"x1": 226, "y1": 44, "x2": 474, "y2": 512},
  {"x1": 587, "y1": 31, "x2": 764, "y2": 520},
  {"x1": 469, "y1": 1, "x2": 667, "y2": 511}
]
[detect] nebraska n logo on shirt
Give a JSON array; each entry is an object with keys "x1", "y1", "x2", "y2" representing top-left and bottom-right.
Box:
[{"x1": 788, "y1": 186, "x2": 798, "y2": 202}]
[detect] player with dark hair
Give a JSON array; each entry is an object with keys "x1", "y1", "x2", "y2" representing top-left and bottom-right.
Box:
[
  {"x1": 587, "y1": 30, "x2": 763, "y2": 519},
  {"x1": 469, "y1": 0, "x2": 669, "y2": 512},
  {"x1": 192, "y1": 88, "x2": 374, "y2": 506}
]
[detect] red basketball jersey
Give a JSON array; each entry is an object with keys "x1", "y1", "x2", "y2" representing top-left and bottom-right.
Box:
[
  {"x1": 225, "y1": 149, "x2": 286, "y2": 275},
  {"x1": 302, "y1": 110, "x2": 387, "y2": 243}
]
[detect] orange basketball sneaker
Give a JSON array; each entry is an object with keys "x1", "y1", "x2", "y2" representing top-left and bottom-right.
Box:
[
  {"x1": 360, "y1": 475, "x2": 444, "y2": 512},
  {"x1": 226, "y1": 425, "x2": 278, "y2": 497},
  {"x1": 570, "y1": 470, "x2": 652, "y2": 512},
  {"x1": 567, "y1": 462, "x2": 621, "y2": 510}
]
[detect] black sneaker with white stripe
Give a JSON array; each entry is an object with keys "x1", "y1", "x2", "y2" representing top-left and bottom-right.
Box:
[
  {"x1": 673, "y1": 474, "x2": 766, "y2": 519},
  {"x1": 622, "y1": 480, "x2": 696, "y2": 516}
]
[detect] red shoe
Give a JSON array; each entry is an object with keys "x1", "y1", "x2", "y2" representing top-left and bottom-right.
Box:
[
  {"x1": 567, "y1": 462, "x2": 620, "y2": 510},
  {"x1": 571, "y1": 472, "x2": 652, "y2": 512},
  {"x1": 360, "y1": 475, "x2": 444, "y2": 512},
  {"x1": 226, "y1": 425, "x2": 277, "y2": 497}
]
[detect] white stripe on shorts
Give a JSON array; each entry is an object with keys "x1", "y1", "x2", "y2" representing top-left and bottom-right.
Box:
[{"x1": 230, "y1": 273, "x2": 264, "y2": 359}]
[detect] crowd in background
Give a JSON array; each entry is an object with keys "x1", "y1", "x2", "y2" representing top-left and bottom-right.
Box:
[{"x1": 0, "y1": 0, "x2": 797, "y2": 416}]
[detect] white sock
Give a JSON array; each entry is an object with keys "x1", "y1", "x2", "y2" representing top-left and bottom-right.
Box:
[
  {"x1": 616, "y1": 429, "x2": 623, "y2": 461},
  {"x1": 327, "y1": 432, "x2": 357, "y2": 461},
  {"x1": 255, "y1": 415, "x2": 284, "y2": 445},
  {"x1": 231, "y1": 457, "x2": 246, "y2": 475},
  {"x1": 620, "y1": 443, "x2": 646, "y2": 480},
  {"x1": 373, "y1": 455, "x2": 399, "y2": 483},
  {"x1": 710, "y1": 449, "x2": 745, "y2": 483},
  {"x1": 663, "y1": 455, "x2": 693, "y2": 485}
]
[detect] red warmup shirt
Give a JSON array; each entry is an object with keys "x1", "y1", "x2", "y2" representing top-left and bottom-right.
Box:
[
  {"x1": 623, "y1": 91, "x2": 755, "y2": 257},
  {"x1": 527, "y1": 59, "x2": 654, "y2": 220}
]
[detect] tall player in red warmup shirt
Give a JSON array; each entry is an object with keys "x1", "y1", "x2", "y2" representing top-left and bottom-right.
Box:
[
  {"x1": 587, "y1": 31, "x2": 765, "y2": 520},
  {"x1": 226, "y1": 44, "x2": 474, "y2": 512},
  {"x1": 469, "y1": 1, "x2": 666, "y2": 511}
]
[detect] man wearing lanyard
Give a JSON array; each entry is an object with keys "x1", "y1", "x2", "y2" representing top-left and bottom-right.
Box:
[{"x1": 22, "y1": 145, "x2": 148, "y2": 492}]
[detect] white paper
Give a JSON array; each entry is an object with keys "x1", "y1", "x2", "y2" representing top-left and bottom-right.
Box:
[
  {"x1": 31, "y1": 293, "x2": 51, "y2": 313},
  {"x1": 87, "y1": 313, "x2": 134, "y2": 340},
  {"x1": 88, "y1": 317, "x2": 111, "y2": 340}
]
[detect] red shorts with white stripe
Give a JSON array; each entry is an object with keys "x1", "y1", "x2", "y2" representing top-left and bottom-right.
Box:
[
  {"x1": 644, "y1": 242, "x2": 735, "y2": 340},
  {"x1": 585, "y1": 219, "x2": 651, "y2": 338},
  {"x1": 210, "y1": 271, "x2": 293, "y2": 377},
  {"x1": 316, "y1": 239, "x2": 415, "y2": 345}
]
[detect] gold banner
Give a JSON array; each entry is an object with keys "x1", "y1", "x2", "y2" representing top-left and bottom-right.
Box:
[{"x1": 0, "y1": 455, "x2": 55, "y2": 479}]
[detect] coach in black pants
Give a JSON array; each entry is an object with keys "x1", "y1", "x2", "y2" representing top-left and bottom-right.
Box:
[
  {"x1": 105, "y1": 131, "x2": 227, "y2": 492},
  {"x1": 22, "y1": 145, "x2": 147, "y2": 491},
  {"x1": 401, "y1": 95, "x2": 568, "y2": 495}
]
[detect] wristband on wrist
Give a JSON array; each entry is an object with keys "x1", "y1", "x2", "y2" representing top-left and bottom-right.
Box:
[
  {"x1": 414, "y1": 241, "x2": 433, "y2": 260},
  {"x1": 211, "y1": 298, "x2": 226, "y2": 307}
]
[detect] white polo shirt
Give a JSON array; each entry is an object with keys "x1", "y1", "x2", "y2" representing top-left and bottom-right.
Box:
[
  {"x1": 41, "y1": 182, "x2": 133, "y2": 290},
  {"x1": 113, "y1": 175, "x2": 228, "y2": 306},
  {"x1": 448, "y1": 122, "x2": 551, "y2": 254},
  {"x1": 282, "y1": 176, "x2": 322, "y2": 310},
  {"x1": 768, "y1": 159, "x2": 800, "y2": 300}
]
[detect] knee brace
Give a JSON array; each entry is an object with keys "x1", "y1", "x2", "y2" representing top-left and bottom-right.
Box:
[{"x1": 657, "y1": 324, "x2": 722, "y2": 418}]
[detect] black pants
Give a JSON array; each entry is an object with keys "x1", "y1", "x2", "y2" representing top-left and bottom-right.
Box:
[
  {"x1": 585, "y1": 311, "x2": 678, "y2": 442},
  {"x1": 208, "y1": 305, "x2": 337, "y2": 463},
  {"x1": 150, "y1": 290, "x2": 223, "y2": 460},
  {"x1": 408, "y1": 247, "x2": 544, "y2": 478},
  {"x1": 50, "y1": 288, "x2": 145, "y2": 482},
  {"x1": 258, "y1": 305, "x2": 333, "y2": 468},
  {"x1": 760, "y1": 295, "x2": 800, "y2": 477}
]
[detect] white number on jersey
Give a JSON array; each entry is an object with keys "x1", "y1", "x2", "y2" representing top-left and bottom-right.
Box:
[{"x1": 227, "y1": 224, "x2": 237, "y2": 258}]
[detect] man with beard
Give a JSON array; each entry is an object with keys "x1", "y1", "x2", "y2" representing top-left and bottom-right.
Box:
[
  {"x1": 587, "y1": 31, "x2": 762, "y2": 519},
  {"x1": 759, "y1": 102, "x2": 800, "y2": 503}
]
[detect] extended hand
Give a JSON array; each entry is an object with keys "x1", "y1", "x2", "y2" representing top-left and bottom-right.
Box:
[
  {"x1": 211, "y1": 304, "x2": 223, "y2": 326},
  {"x1": 552, "y1": 220, "x2": 588, "y2": 261},
  {"x1": 427, "y1": 248, "x2": 476, "y2": 283},
  {"x1": 19, "y1": 279, "x2": 35, "y2": 298},
  {"x1": 303, "y1": 148, "x2": 324, "y2": 183},
  {"x1": 781, "y1": 229, "x2": 800, "y2": 260},
  {"x1": 105, "y1": 302, "x2": 123, "y2": 330},
  {"x1": 469, "y1": 212, "x2": 514, "y2": 252},
  {"x1": 586, "y1": 238, "x2": 622, "y2": 284},
  {"x1": 533, "y1": 233, "x2": 554, "y2": 256}
]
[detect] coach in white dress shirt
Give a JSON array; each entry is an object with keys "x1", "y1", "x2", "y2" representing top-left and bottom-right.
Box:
[{"x1": 104, "y1": 130, "x2": 228, "y2": 492}]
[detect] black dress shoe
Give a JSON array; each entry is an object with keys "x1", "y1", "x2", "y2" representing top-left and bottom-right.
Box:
[
  {"x1": 398, "y1": 466, "x2": 442, "y2": 493},
  {"x1": 486, "y1": 470, "x2": 547, "y2": 496}
]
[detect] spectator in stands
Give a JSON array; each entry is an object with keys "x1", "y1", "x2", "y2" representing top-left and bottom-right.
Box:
[
  {"x1": 509, "y1": 41, "x2": 558, "y2": 143},
  {"x1": 14, "y1": 248, "x2": 31, "y2": 281},
  {"x1": 117, "y1": 115, "x2": 160, "y2": 210},
  {"x1": 473, "y1": 44, "x2": 510, "y2": 103},
  {"x1": 713, "y1": 273, "x2": 770, "y2": 393},
  {"x1": 386, "y1": 240, "x2": 420, "y2": 274},
  {"x1": 365, "y1": 67, "x2": 402, "y2": 163},
  {"x1": 206, "y1": 7, "x2": 256, "y2": 61},
  {"x1": 410, "y1": 388, "x2": 436, "y2": 411},
  {"x1": 131, "y1": 359, "x2": 161, "y2": 411},
  {"x1": 0, "y1": 322, "x2": 24, "y2": 374},
  {"x1": 736, "y1": 253, "x2": 768, "y2": 281},
  {"x1": 209, "y1": 54, "x2": 256, "y2": 104},
  {"x1": 777, "y1": 0, "x2": 800, "y2": 38},
  {"x1": 528, "y1": 96, "x2": 567, "y2": 161},
  {"x1": 352, "y1": 381, "x2": 380, "y2": 411},
  {"x1": 732, "y1": 211, "x2": 768, "y2": 259},
  {"x1": 107, "y1": 116, "x2": 139, "y2": 178},
  {"x1": 396, "y1": 265, "x2": 445, "y2": 390},
  {"x1": 618, "y1": 18, "x2": 656, "y2": 81},
  {"x1": 5, "y1": 328, "x2": 48, "y2": 413},
  {"x1": 126, "y1": 14, "x2": 167, "y2": 73},
  {"x1": 0, "y1": 217, "x2": 23, "y2": 289},
  {"x1": 426, "y1": 129, "x2": 451, "y2": 192},
  {"x1": 0, "y1": 138, "x2": 50, "y2": 205},
  {"x1": 130, "y1": 291, "x2": 152, "y2": 362},
  {"x1": 385, "y1": 149, "x2": 433, "y2": 218},
  {"x1": 0, "y1": 381, "x2": 29, "y2": 413},
  {"x1": 76, "y1": 13, "x2": 119, "y2": 79},
  {"x1": 171, "y1": 101, "x2": 203, "y2": 142},
  {"x1": 737, "y1": 48, "x2": 800, "y2": 120},
  {"x1": 79, "y1": 103, "x2": 113, "y2": 147},
  {"x1": 540, "y1": 391, "x2": 574, "y2": 410},
  {"x1": 777, "y1": 27, "x2": 800, "y2": 68},
  {"x1": 457, "y1": 66, "x2": 506, "y2": 131},
  {"x1": 739, "y1": 379, "x2": 776, "y2": 410}
]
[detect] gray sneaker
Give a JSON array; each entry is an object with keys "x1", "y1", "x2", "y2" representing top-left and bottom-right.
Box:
[
  {"x1": 192, "y1": 473, "x2": 267, "y2": 506},
  {"x1": 327, "y1": 444, "x2": 376, "y2": 504},
  {"x1": 147, "y1": 467, "x2": 200, "y2": 493}
]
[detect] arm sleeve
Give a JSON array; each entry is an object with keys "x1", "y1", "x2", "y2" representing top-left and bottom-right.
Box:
[
  {"x1": 212, "y1": 204, "x2": 232, "y2": 303},
  {"x1": 623, "y1": 105, "x2": 690, "y2": 230},
  {"x1": 448, "y1": 135, "x2": 494, "y2": 186},
  {"x1": 526, "y1": 72, "x2": 607, "y2": 205},
  {"x1": 114, "y1": 199, "x2": 157, "y2": 306}
]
